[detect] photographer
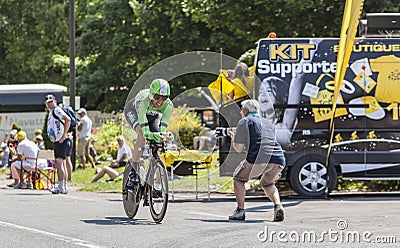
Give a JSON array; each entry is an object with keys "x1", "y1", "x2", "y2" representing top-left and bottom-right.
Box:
[{"x1": 228, "y1": 99, "x2": 285, "y2": 221}]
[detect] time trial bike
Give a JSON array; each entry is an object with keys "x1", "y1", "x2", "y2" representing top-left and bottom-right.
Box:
[{"x1": 122, "y1": 141, "x2": 169, "y2": 223}]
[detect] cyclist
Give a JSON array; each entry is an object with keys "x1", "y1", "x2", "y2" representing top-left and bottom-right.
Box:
[{"x1": 124, "y1": 79, "x2": 174, "y2": 186}]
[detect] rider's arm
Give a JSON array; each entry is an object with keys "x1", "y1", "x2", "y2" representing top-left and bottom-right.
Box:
[
  {"x1": 137, "y1": 96, "x2": 151, "y2": 136},
  {"x1": 159, "y1": 100, "x2": 174, "y2": 133}
]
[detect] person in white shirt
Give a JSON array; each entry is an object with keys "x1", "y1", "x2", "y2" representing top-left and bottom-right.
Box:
[
  {"x1": 108, "y1": 136, "x2": 132, "y2": 168},
  {"x1": 77, "y1": 108, "x2": 96, "y2": 169},
  {"x1": 91, "y1": 136, "x2": 132, "y2": 182},
  {"x1": 45, "y1": 94, "x2": 70, "y2": 194},
  {"x1": 9, "y1": 131, "x2": 41, "y2": 189}
]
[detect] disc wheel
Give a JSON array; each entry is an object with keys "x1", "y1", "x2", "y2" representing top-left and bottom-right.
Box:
[
  {"x1": 149, "y1": 159, "x2": 169, "y2": 223},
  {"x1": 122, "y1": 163, "x2": 141, "y2": 218}
]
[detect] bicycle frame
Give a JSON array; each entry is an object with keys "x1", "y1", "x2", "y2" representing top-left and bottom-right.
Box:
[{"x1": 122, "y1": 140, "x2": 168, "y2": 222}]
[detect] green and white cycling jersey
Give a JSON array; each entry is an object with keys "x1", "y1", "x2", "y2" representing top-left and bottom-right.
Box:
[{"x1": 124, "y1": 89, "x2": 174, "y2": 136}]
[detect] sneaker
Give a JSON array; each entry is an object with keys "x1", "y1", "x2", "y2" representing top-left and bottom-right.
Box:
[
  {"x1": 229, "y1": 208, "x2": 245, "y2": 221},
  {"x1": 13, "y1": 184, "x2": 21, "y2": 189},
  {"x1": 50, "y1": 186, "x2": 68, "y2": 194},
  {"x1": 126, "y1": 169, "x2": 139, "y2": 187},
  {"x1": 274, "y1": 204, "x2": 285, "y2": 222},
  {"x1": 152, "y1": 186, "x2": 163, "y2": 198},
  {"x1": 7, "y1": 183, "x2": 17, "y2": 188},
  {"x1": 25, "y1": 183, "x2": 33, "y2": 189}
]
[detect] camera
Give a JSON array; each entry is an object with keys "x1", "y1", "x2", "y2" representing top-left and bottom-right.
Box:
[{"x1": 215, "y1": 127, "x2": 236, "y2": 137}]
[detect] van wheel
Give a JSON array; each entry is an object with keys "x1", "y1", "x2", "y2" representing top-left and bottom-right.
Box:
[{"x1": 290, "y1": 153, "x2": 337, "y2": 197}]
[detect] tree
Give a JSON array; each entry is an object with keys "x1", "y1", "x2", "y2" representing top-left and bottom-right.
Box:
[
  {"x1": 1, "y1": 0, "x2": 400, "y2": 113},
  {"x1": 0, "y1": 1, "x2": 69, "y2": 85}
]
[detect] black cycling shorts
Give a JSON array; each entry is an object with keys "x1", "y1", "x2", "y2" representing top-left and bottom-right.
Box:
[{"x1": 54, "y1": 141, "x2": 67, "y2": 159}]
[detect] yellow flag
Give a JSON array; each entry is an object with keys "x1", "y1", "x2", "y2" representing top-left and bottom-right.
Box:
[
  {"x1": 328, "y1": 0, "x2": 364, "y2": 163},
  {"x1": 208, "y1": 69, "x2": 235, "y2": 104}
]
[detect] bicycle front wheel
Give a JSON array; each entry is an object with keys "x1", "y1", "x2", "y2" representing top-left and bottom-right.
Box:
[
  {"x1": 149, "y1": 159, "x2": 169, "y2": 223},
  {"x1": 122, "y1": 163, "x2": 141, "y2": 218}
]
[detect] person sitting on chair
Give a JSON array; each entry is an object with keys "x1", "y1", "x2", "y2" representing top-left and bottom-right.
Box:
[{"x1": 9, "y1": 131, "x2": 40, "y2": 189}]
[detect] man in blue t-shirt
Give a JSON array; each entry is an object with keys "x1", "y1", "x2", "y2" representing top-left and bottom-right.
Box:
[{"x1": 228, "y1": 99, "x2": 286, "y2": 222}]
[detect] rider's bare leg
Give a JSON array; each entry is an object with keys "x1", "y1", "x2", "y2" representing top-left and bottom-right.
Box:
[{"x1": 133, "y1": 125, "x2": 145, "y2": 162}]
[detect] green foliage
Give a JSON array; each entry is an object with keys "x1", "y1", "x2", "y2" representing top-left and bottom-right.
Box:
[
  {"x1": 1, "y1": 0, "x2": 400, "y2": 112},
  {"x1": 336, "y1": 179, "x2": 400, "y2": 192},
  {"x1": 89, "y1": 113, "x2": 135, "y2": 160},
  {"x1": 42, "y1": 108, "x2": 53, "y2": 150},
  {"x1": 0, "y1": 1, "x2": 69, "y2": 84},
  {"x1": 91, "y1": 117, "x2": 124, "y2": 159},
  {"x1": 167, "y1": 105, "x2": 204, "y2": 149}
]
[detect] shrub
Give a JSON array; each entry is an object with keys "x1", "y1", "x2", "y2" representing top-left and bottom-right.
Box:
[
  {"x1": 91, "y1": 114, "x2": 131, "y2": 159},
  {"x1": 167, "y1": 105, "x2": 203, "y2": 149}
]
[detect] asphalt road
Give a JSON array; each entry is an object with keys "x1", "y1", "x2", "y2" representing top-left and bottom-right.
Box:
[{"x1": 0, "y1": 185, "x2": 399, "y2": 247}]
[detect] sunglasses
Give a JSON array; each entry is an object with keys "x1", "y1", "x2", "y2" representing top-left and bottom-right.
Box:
[{"x1": 153, "y1": 94, "x2": 168, "y2": 101}]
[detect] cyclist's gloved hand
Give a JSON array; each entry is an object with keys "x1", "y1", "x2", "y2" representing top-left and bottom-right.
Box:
[{"x1": 145, "y1": 132, "x2": 163, "y2": 143}]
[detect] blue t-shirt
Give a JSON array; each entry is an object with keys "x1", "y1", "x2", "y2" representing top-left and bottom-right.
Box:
[{"x1": 234, "y1": 114, "x2": 285, "y2": 165}]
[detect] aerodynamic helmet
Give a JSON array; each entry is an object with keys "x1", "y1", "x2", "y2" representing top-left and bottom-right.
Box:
[{"x1": 149, "y1": 79, "x2": 170, "y2": 99}]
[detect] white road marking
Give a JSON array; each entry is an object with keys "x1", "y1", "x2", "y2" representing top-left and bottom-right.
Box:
[
  {"x1": 189, "y1": 211, "x2": 227, "y2": 218},
  {"x1": 0, "y1": 220, "x2": 104, "y2": 248}
]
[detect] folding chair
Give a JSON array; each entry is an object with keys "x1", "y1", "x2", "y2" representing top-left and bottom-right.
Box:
[
  {"x1": 18, "y1": 158, "x2": 34, "y2": 189},
  {"x1": 33, "y1": 150, "x2": 56, "y2": 190}
]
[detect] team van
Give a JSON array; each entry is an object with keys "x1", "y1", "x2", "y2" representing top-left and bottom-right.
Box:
[{"x1": 219, "y1": 37, "x2": 400, "y2": 197}]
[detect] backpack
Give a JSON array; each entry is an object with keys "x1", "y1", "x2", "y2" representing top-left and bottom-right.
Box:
[{"x1": 52, "y1": 105, "x2": 77, "y2": 133}]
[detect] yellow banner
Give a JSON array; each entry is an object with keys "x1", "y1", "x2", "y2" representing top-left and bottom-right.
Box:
[
  {"x1": 207, "y1": 69, "x2": 235, "y2": 104},
  {"x1": 328, "y1": 0, "x2": 364, "y2": 164}
]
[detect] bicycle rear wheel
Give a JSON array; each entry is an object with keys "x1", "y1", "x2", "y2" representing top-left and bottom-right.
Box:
[
  {"x1": 122, "y1": 163, "x2": 141, "y2": 218},
  {"x1": 149, "y1": 159, "x2": 168, "y2": 223}
]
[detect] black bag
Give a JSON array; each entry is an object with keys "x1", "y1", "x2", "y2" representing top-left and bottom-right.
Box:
[{"x1": 52, "y1": 105, "x2": 77, "y2": 133}]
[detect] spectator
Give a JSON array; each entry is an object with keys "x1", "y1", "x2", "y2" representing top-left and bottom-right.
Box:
[
  {"x1": 0, "y1": 142, "x2": 10, "y2": 168},
  {"x1": 3, "y1": 129, "x2": 18, "y2": 145},
  {"x1": 165, "y1": 131, "x2": 178, "y2": 150},
  {"x1": 45, "y1": 94, "x2": 70, "y2": 194},
  {"x1": 89, "y1": 137, "x2": 101, "y2": 165},
  {"x1": 35, "y1": 135, "x2": 45, "y2": 150},
  {"x1": 90, "y1": 166, "x2": 122, "y2": 183},
  {"x1": 4, "y1": 129, "x2": 18, "y2": 179},
  {"x1": 232, "y1": 62, "x2": 253, "y2": 100},
  {"x1": 64, "y1": 133, "x2": 73, "y2": 182},
  {"x1": 9, "y1": 131, "x2": 39, "y2": 189},
  {"x1": 193, "y1": 130, "x2": 216, "y2": 151},
  {"x1": 77, "y1": 108, "x2": 96, "y2": 169},
  {"x1": 228, "y1": 99, "x2": 286, "y2": 221},
  {"x1": 91, "y1": 158, "x2": 144, "y2": 183},
  {"x1": 106, "y1": 136, "x2": 132, "y2": 169},
  {"x1": 34, "y1": 129, "x2": 42, "y2": 137}
]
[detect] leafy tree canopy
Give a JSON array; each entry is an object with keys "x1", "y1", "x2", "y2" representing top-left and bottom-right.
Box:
[{"x1": 0, "y1": 0, "x2": 399, "y2": 112}]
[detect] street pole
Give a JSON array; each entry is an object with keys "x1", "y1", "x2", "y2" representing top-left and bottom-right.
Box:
[{"x1": 69, "y1": 0, "x2": 76, "y2": 170}]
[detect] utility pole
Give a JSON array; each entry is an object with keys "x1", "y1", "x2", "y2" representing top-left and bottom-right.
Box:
[{"x1": 69, "y1": 0, "x2": 76, "y2": 170}]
